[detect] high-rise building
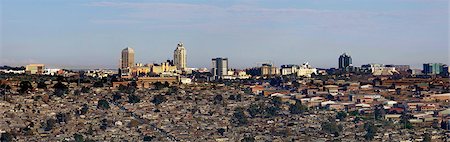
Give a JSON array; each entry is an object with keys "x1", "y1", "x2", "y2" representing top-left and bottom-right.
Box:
[
  {"x1": 211, "y1": 58, "x2": 228, "y2": 80},
  {"x1": 121, "y1": 47, "x2": 135, "y2": 76},
  {"x1": 338, "y1": 53, "x2": 352, "y2": 69},
  {"x1": 174, "y1": 42, "x2": 187, "y2": 70},
  {"x1": 423, "y1": 63, "x2": 446, "y2": 75}
]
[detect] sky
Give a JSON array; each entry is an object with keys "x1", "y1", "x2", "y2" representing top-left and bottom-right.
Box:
[{"x1": 1, "y1": 0, "x2": 448, "y2": 69}]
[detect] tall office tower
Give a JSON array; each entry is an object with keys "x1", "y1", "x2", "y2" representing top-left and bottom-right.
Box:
[
  {"x1": 211, "y1": 58, "x2": 228, "y2": 80},
  {"x1": 174, "y1": 42, "x2": 187, "y2": 70},
  {"x1": 121, "y1": 47, "x2": 135, "y2": 75},
  {"x1": 423, "y1": 63, "x2": 446, "y2": 75},
  {"x1": 338, "y1": 53, "x2": 352, "y2": 69}
]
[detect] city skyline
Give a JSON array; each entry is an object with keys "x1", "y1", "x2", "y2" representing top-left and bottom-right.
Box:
[{"x1": 1, "y1": 0, "x2": 449, "y2": 69}]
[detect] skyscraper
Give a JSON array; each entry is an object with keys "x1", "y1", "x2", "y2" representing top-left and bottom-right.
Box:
[
  {"x1": 423, "y1": 63, "x2": 446, "y2": 75},
  {"x1": 338, "y1": 53, "x2": 352, "y2": 69},
  {"x1": 121, "y1": 47, "x2": 135, "y2": 76},
  {"x1": 211, "y1": 58, "x2": 228, "y2": 80},
  {"x1": 174, "y1": 42, "x2": 187, "y2": 70}
]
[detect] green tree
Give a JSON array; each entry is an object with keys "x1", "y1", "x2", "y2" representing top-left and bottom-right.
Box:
[
  {"x1": 336, "y1": 111, "x2": 347, "y2": 120},
  {"x1": 78, "y1": 104, "x2": 89, "y2": 115},
  {"x1": 128, "y1": 94, "x2": 140, "y2": 103},
  {"x1": 152, "y1": 94, "x2": 166, "y2": 106},
  {"x1": 400, "y1": 113, "x2": 413, "y2": 129},
  {"x1": 19, "y1": 81, "x2": 32, "y2": 94},
  {"x1": 247, "y1": 104, "x2": 262, "y2": 118},
  {"x1": 364, "y1": 122, "x2": 377, "y2": 140},
  {"x1": 423, "y1": 133, "x2": 431, "y2": 142},
  {"x1": 56, "y1": 112, "x2": 69, "y2": 124},
  {"x1": 374, "y1": 104, "x2": 385, "y2": 120},
  {"x1": 143, "y1": 136, "x2": 155, "y2": 141},
  {"x1": 97, "y1": 99, "x2": 110, "y2": 110},
  {"x1": 231, "y1": 107, "x2": 248, "y2": 126},
  {"x1": 112, "y1": 93, "x2": 122, "y2": 102},
  {"x1": 271, "y1": 97, "x2": 282, "y2": 107},
  {"x1": 241, "y1": 136, "x2": 255, "y2": 142},
  {"x1": 217, "y1": 128, "x2": 226, "y2": 136},
  {"x1": 264, "y1": 106, "x2": 279, "y2": 118},
  {"x1": 74, "y1": 133, "x2": 84, "y2": 142},
  {"x1": 213, "y1": 94, "x2": 223, "y2": 105},
  {"x1": 93, "y1": 81, "x2": 104, "y2": 88},
  {"x1": 44, "y1": 118, "x2": 56, "y2": 131},
  {"x1": 80, "y1": 86, "x2": 90, "y2": 93},
  {"x1": 321, "y1": 120, "x2": 343, "y2": 136},
  {"x1": 0, "y1": 132, "x2": 13, "y2": 142},
  {"x1": 37, "y1": 81, "x2": 47, "y2": 89},
  {"x1": 289, "y1": 100, "x2": 308, "y2": 114},
  {"x1": 53, "y1": 82, "x2": 68, "y2": 97}
]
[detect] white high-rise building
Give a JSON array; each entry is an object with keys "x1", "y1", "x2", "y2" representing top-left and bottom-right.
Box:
[
  {"x1": 174, "y1": 42, "x2": 187, "y2": 70},
  {"x1": 121, "y1": 47, "x2": 135, "y2": 76}
]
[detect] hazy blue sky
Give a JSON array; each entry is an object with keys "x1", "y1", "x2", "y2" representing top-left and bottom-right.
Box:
[{"x1": 1, "y1": 0, "x2": 448, "y2": 69}]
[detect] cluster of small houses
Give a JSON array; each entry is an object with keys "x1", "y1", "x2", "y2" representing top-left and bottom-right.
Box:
[
  {"x1": 247, "y1": 77, "x2": 450, "y2": 130},
  {"x1": 0, "y1": 73, "x2": 449, "y2": 141}
]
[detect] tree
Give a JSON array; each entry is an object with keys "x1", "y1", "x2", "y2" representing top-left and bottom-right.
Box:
[
  {"x1": 19, "y1": 81, "x2": 32, "y2": 94},
  {"x1": 74, "y1": 90, "x2": 81, "y2": 96},
  {"x1": 374, "y1": 104, "x2": 385, "y2": 120},
  {"x1": 231, "y1": 107, "x2": 248, "y2": 126},
  {"x1": 271, "y1": 97, "x2": 282, "y2": 107},
  {"x1": 53, "y1": 82, "x2": 68, "y2": 97},
  {"x1": 152, "y1": 95, "x2": 166, "y2": 106},
  {"x1": 128, "y1": 94, "x2": 140, "y2": 104},
  {"x1": 74, "y1": 133, "x2": 84, "y2": 142},
  {"x1": 53, "y1": 81, "x2": 68, "y2": 90},
  {"x1": 336, "y1": 111, "x2": 347, "y2": 120},
  {"x1": 217, "y1": 128, "x2": 226, "y2": 136},
  {"x1": 93, "y1": 81, "x2": 104, "y2": 88},
  {"x1": 154, "y1": 82, "x2": 168, "y2": 90},
  {"x1": 364, "y1": 122, "x2": 377, "y2": 140},
  {"x1": 228, "y1": 95, "x2": 236, "y2": 100},
  {"x1": 113, "y1": 93, "x2": 122, "y2": 102},
  {"x1": 423, "y1": 133, "x2": 431, "y2": 142},
  {"x1": 100, "y1": 119, "x2": 108, "y2": 130},
  {"x1": 247, "y1": 104, "x2": 262, "y2": 118},
  {"x1": 0, "y1": 132, "x2": 13, "y2": 142},
  {"x1": 56, "y1": 112, "x2": 69, "y2": 124},
  {"x1": 78, "y1": 104, "x2": 89, "y2": 115},
  {"x1": 321, "y1": 120, "x2": 343, "y2": 136},
  {"x1": 81, "y1": 86, "x2": 90, "y2": 93},
  {"x1": 236, "y1": 94, "x2": 242, "y2": 101},
  {"x1": 264, "y1": 106, "x2": 279, "y2": 118},
  {"x1": 97, "y1": 99, "x2": 110, "y2": 110},
  {"x1": 37, "y1": 81, "x2": 47, "y2": 89},
  {"x1": 143, "y1": 136, "x2": 155, "y2": 141},
  {"x1": 163, "y1": 82, "x2": 170, "y2": 87},
  {"x1": 400, "y1": 113, "x2": 413, "y2": 129},
  {"x1": 441, "y1": 120, "x2": 448, "y2": 130},
  {"x1": 289, "y1": 100, "x2": 308, "y2": 114},
  {"x1": 213, "y1": 94, "x2": 223, "y2": 105},
  {"x1": 44, "y1": 118, "x2": 56, "y2": 131},
  {"x1": 241, "y1": 136, "x2": 255, "y2": 142}
]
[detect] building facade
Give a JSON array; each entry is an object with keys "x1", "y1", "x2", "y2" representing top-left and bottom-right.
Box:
[
  {"x1": 280, "y1": 64, "x2": 299, "y2": 76},
  {"x1": 121, "y1": 47, "x2": 135, "y2": 76},
  {"x1": 297, "y1": 63, "x2": 317, "y2": 77},
  {"x1": 338, "y1": 53, "x2": 352, "y2": 69},
  {"x1": 25, "y1": 64, "x2": 45, "y2": 75},
  {"x1": 173, "y1": 42, "x2": 187, "y2": 70},
  {"x1": 211, "y1": 58, "x2": 228, "y2": 80},
  {"x1": 423, "y1": 63, "x2": 447, "y2": 75}
]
